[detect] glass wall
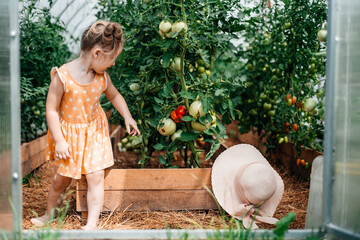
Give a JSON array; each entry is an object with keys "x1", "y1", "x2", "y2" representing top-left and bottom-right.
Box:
[
  {"x1": 331, "y1": 0, "x2": 360, "y2": 235},
  {"x1": 0, "y1": 0, "x2": 14, "y2": 231}
]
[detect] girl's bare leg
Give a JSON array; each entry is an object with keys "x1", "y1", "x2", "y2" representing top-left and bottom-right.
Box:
[
  {"x1": 81, "y1": 170, "x2": 104, "y2": 230},
  {"x1": 30, "y1": 173, "x2": 72, "y2": 227}
]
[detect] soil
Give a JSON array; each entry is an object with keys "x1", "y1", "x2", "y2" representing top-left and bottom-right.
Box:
[{"x1": 22, "y1": 126, "x2": 310, "y2": 230}]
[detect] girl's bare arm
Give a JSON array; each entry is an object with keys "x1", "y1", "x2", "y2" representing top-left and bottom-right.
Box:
[
  {"x1": 46, "y1": 73, "x2": 71, "y2": 159},
  {"x1": 104, "y1": 72, "x2": 140, "y2": 135}
]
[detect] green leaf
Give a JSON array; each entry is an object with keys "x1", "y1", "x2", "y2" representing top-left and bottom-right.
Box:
[
  {"x1": 162, "y1": 52, "x2": 173, "y2": 68},
  {"x1": 217, "y1": 121, "x2": 226, "y2": 134},
  {"x1": 273, "y1": 212, "x2": 296, "y2": 239},
  {"x1": 181, "y1": 116, "x2": 195, "y2": 122},
  {"x1": 153, "y1": 143, "x2": 164, "y2": 150},
  {"x1": 179, "y1": 132, "x2": 198, "y2": 141},
  {"x1": 215, "y1": 88, "x2": 227, "y2": 96},
  {"x1": 205, "y1": 141, "x2": 221, "y2": 161},
  {"x1": 228, "y1": 99, "x2": 235, "y2": 120},
  {"x1": 159, "y1": 156, "x2": 166, "y2": 165},
  {"x1": 179, "y1": 91, "x2": 198, "y2": 100},
  {"x1": 281, "y1": 0, "x2": 290, "y2": 6},
  {"x1": 235, "y1": 110, "x2": 242, "y2": 120},
  {"x1": 154, "y1": 97, "x2": 164, "y2": 105}
]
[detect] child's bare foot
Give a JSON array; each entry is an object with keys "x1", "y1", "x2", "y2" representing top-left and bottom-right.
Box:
[
  {"x1": 80, "y1": 224, "x2": 97, "y2": 230},
  {"x1": 30, "y1": 214, "x2": 51, "y2": 227}
]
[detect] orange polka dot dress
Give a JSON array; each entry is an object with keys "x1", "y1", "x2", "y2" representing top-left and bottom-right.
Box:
[{"x1": 46, "y1": 65, "x2": 114, "y2": 179}]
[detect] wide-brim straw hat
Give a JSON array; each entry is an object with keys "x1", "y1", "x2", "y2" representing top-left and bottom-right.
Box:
[{"x1": 211, "y1": 144, "x2": 284, "y2": 229}]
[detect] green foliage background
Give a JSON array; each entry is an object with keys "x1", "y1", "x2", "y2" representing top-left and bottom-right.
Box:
[{"x1": 20, "y1": 0, "x2": 72, "y2": 142}]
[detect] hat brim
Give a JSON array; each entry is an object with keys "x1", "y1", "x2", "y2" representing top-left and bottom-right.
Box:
[{"x1": 211, "y1": 144, "x2": 284, "y2": 218}]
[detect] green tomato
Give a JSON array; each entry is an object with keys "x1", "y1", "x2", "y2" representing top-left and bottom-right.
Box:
[
  {"x1": 246, "y1": 82, "x2": 253, "y2": 87},
  {"x1": 189, "y1": 100, "x2": 205, "y2": 119},
  {"x1": 260, "y1": 92, "x2": 267, "y2": 100},
  {"x1": 283, "y1": 22, "x2": 291, "y2": 30},
  {"x1": 317, "y1": 30, "x2": 327, "y2": 42},
  {"x1": 129, "y1": 83, "x2": 140, "y2": 92},
  {"x1": 287, "y1": 99, "x2": 292, "y2": 106},
  {"x1": 249, "y1": 109, "x2": 258, "y2": 116},
  {"x1": 304, "y1": 98, "x2": 318, "y2": 112},
  {"x1": 268, "y1": 110, "x2": 275, "y2": 117},
  {"x1": 158, "y1": 118, "x2": 176, "y2": 136},
  {"x1": 198, "y1": 66, "x2": 205, "y2": 74},
  {"x1": 159, "y1": 20, "x2": 172, "y2": 33},
  {"x1": 191, "y1": 121, "x2": 207, "y2": 132},
  {"x1": 171, "y1": 130, "x2": 183, "y2": 141},
  {"x1": 171, "y1": 57, "x2": 182, "y2": 71},
  {"x1": 263, "y1": 103, "x2": 272, "y2": 111}
]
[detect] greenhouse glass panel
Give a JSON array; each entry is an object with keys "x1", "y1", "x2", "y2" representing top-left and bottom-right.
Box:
[
  {"x1": 0, "y1": 0, "x2": 14, "y2": 231},
  {"x1": 331, "y1": 0, "x2": 360, "y2": 235}
]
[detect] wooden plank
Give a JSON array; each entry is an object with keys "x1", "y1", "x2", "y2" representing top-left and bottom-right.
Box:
[
  {"x1": 28, "y1": 135, "x2": 47, "y2": 157},
  {"x1": 77, "y1": 168, "x2": 212, "y2": 191},
  {"x1": 22, "y1": 149, "x2": 47, "y2": 177},
  {"x1": 21, "y1": 135, "x2": 48, "y2": 177},
  {"x1": 76, "y1": 189, "x2": 217, "y2": 212}
]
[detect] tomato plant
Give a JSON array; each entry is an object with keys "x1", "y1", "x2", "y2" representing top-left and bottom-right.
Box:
[
  {"x1": 97, "y1": 0, "x2": 243, "y2": 167},
  {"x1": 235, "y1": 0, "x2": 327, "y2": 154}
]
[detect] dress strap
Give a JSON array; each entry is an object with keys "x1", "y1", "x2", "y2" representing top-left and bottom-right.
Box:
[
  {"x1": 103, "y1": 71, "x2": 109, "y2": 91},
  {"x1": 50, "y1": 66, "x2": 66, "y2": 91}
]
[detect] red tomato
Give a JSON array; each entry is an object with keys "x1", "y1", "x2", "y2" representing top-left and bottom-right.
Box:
[
  {"x1": 296, "y1": 101, "x2": 302, "y2": 109},
  {"x1": 286, "y1": 93, "x2": 291, "y2": 102},
  {"x1": 284, "y1": 128, "x2": 289, "y2": 134},
  {"x1": 297, "y1": 159, "x2": 301, "y2": 166},
  {"x1": 171, "y1": 110, "x2": 182, "y2": 123},
  {"x1": 267, "y1": 0, "x2": 271, "y2": 8},
  {"x1": 301, "y1": 159, "x2": 306, "y2": 166},
  {"x1": 284, "y1": 122, "x2": 290, "y2": 128},
  {"x1": 292, "y1": 96, "x2": 297, "y2": 105},
  {"x1": 292, "y1": 123, "x2": 298, "y2": 132},
  {"x1": 176, "y1": 105, "x2": 186, "y2": 117}
]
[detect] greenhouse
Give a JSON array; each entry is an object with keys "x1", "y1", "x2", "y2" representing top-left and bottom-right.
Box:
[{"x1": 0, "y1": 0, "x2": 359, "y2": 239}]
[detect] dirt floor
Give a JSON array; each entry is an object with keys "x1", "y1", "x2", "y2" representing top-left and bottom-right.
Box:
[{"x1": 22, "y1": 128, "x2": 310, "y2": 230}]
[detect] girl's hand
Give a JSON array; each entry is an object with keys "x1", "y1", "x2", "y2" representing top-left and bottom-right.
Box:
[
  {"x1": 54, "y1": 140, "x2": 72, "y2": 160},
  {"x1": 125, "y1": 118, "x2": 141, "y2": 136}
]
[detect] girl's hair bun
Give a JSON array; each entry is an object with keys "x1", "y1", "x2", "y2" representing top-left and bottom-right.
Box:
[
  {"x1": 103, "y1": 22, "x2": 123, "y2": 42},
  {"x1": 81, "y1": 21, "x2": 123, "y2": 55}
]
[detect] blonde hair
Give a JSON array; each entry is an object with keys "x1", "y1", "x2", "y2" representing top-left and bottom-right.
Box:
[{"x1": 80, "y1": 20, "x2": 123, "y2": 55}]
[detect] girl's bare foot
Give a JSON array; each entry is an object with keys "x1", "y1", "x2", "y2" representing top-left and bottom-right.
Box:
[
  {"x1": 80, "y1": 224, "x2": 97, "y2": 230},
  {"x1": 30, "y1": 214, "x2": 51, "y2": 227}
]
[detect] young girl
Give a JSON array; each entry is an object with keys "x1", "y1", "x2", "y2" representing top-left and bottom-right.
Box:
[{"x1": 30, "y1": 20, "x2": 140, "y2": 230}]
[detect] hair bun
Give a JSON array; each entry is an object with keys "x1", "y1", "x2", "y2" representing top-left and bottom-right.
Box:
[
  {"x1": 104, "y1": 23, "x2": 123, "y2": 41},
  {"x1": 103, "y1": 23, "x2": 115, "y2": 40}
]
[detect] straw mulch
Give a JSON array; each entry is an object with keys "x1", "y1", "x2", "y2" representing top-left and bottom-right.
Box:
[{"x1": 22, "y1": 131, "x2": 310, "y2": 230}]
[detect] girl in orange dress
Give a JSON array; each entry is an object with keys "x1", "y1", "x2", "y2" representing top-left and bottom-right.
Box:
[{"x1": 30, "y1": 21, "x2": 140, "y2": 230}]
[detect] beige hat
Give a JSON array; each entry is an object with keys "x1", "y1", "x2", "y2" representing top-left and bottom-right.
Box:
[{"x1": 211, "y1": 144, "x2": 284, "y2": 229}]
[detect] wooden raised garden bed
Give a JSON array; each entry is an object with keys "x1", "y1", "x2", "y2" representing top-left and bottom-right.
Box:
[
  {"x1": 77, "y1": 125, "x2": 220, "y2": 217},
  {"x1": 76, "y1": 122, "x2": 322, "y2": 217},
  {"x1": 76, "y1": 168, "x2": 217, "y2": 217}
]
